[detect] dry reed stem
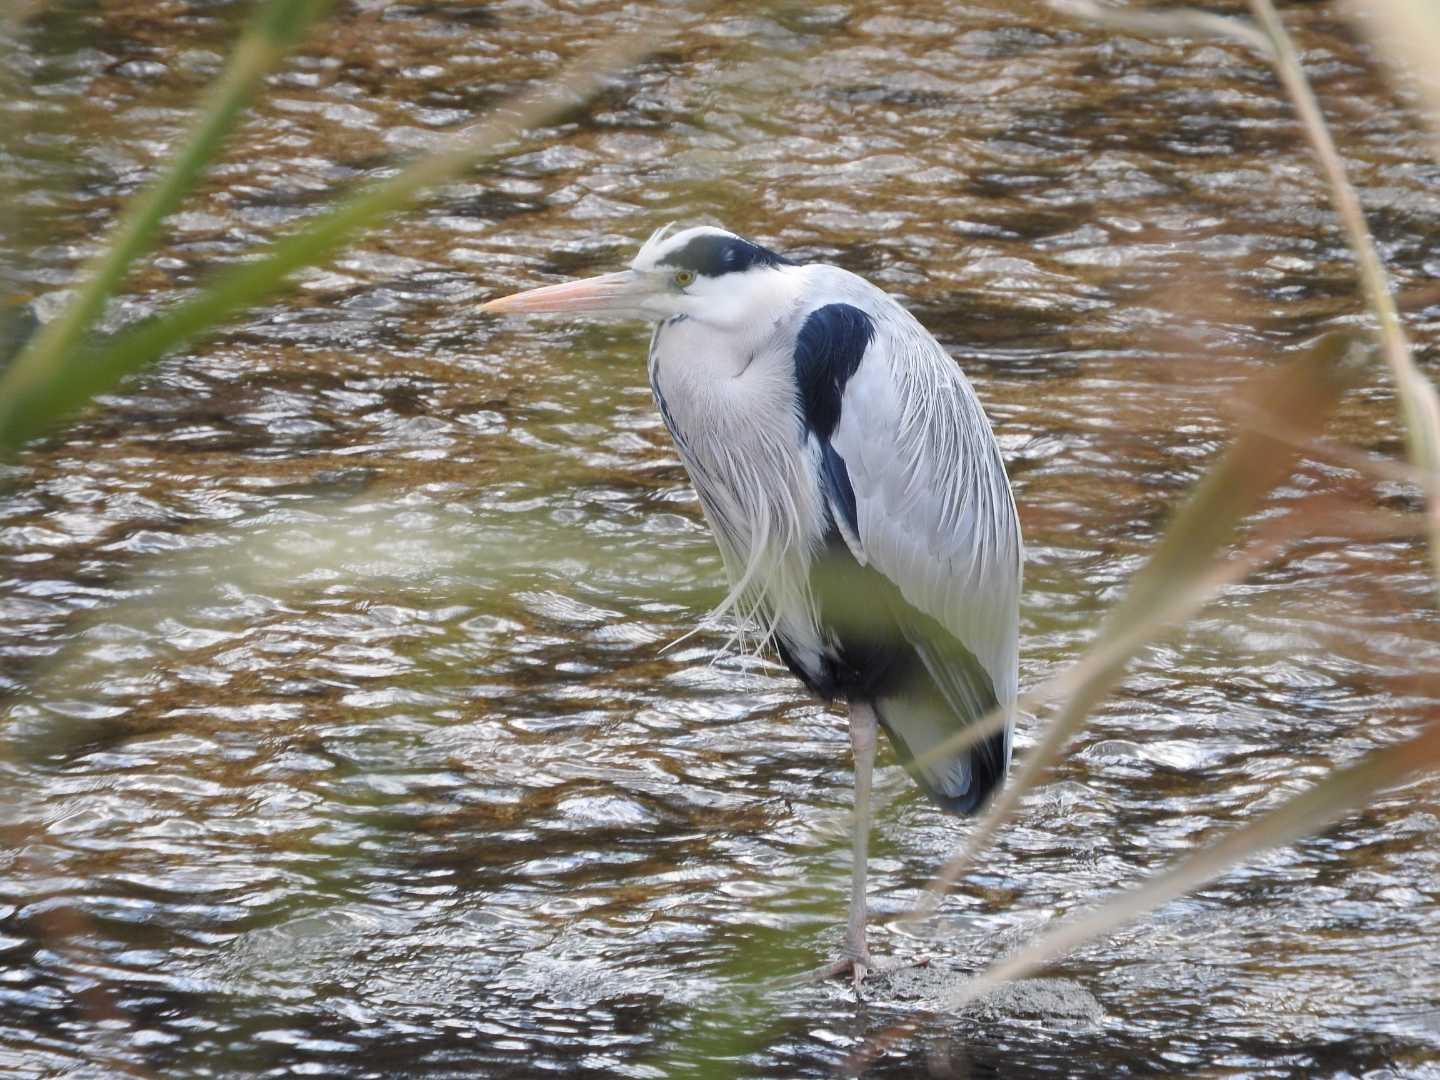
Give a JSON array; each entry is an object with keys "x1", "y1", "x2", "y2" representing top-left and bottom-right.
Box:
[
  {"x1": 859, "y1": 7, "x2": 1440, "y2": 1068},
  {"x1": 1344, "y1": 1, "x2": 1440, "y2": 164},
  {"x1": 1247, "y1": 0, "x2": 1440, "y2": 600},
  {"x1": 850, "y1": 718, "x2": 1440, "y2": 1075},
  {"x1": 1048, "y1": 0, "x2": 1271, "y2": 52},
  {"x1": 935, "y1": 0, "x2": 1437, "y2": 961},
  {"x1": 902, "y1": 337, "x2": 1367, "y2": 922}
]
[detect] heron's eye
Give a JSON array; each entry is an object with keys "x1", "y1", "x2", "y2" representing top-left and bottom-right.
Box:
[{"x1": 672, "y1": 270, "x2": 696, "y2": 289}]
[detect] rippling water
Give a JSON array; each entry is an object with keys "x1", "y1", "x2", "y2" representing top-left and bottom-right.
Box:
[{"x1": 2, "y1": 1, "x2": 1439, "y2": 1077}]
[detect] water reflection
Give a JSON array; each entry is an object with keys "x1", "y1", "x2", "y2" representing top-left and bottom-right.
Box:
[{"x1": 2, "y1": 1, "x2": 1439, "y2": 1077}]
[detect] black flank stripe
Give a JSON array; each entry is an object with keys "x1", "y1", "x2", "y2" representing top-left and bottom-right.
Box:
[{"x1": 821, "y1": 441, "x2": 858, "y2": 539}]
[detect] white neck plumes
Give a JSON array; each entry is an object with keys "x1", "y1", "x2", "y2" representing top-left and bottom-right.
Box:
[{"x1": 645, "y1": 263, "x2": 826, "y2": 661}]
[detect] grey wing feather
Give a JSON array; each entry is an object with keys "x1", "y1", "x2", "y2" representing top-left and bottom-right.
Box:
[{"x1": 823, "y1": 286, "x2": 1023, "y2": 791}]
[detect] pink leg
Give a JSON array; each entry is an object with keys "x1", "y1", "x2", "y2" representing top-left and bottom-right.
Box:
[{"x1": 844, "y1": 700, "x2": 877, "y2": 989}]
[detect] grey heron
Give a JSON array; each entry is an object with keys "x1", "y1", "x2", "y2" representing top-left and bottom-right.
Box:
[{"x1": 482, "y1": 225, "x2": 1022, "y2": 987}]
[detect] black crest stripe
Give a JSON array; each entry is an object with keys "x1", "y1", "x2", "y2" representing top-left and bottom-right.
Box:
[{"x1": 657, "y1": 234, "x2": 794, "y2": 277}]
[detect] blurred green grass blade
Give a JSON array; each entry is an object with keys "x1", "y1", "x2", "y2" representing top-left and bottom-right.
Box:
[
  {"x1": 913, "y1": 333, "x2": 1370, "y2": 912},
  {"x1": 1248, "y1": 0, "x2": 1440, "y2": 601},
  {"x1": 939, "y1": 720, "x2": 1440, "y2": 1015},
  {"x1": 0, "y1": 30, "x2": 660, "y2": 453},
  {"x1": 0, "y1": 0, "x2": 334, "y2": 446}
]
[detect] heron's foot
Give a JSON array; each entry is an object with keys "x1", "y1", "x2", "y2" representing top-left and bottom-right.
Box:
[
  {"x1": 771, "y1": 951, "x2": 931, "y2": 998},
  {"x1": 769, "y1": 949, "x2": 872, "y2": 993},
  {"x1": 773, "y1": 924, "x2": 932, "y2": 996}
]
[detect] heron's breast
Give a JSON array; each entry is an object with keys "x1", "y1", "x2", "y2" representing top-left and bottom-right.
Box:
[
  {"x1": 649, "y1": 321, "x2": 798, "y2": 453},
  {"x1": 649, "y1": 320, "x2": 826, "y2": 574}
]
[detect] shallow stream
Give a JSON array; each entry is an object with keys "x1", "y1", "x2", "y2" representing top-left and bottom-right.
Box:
[{"x1": 1, "y1": 2, "x2": 1438, "y2": 1076}]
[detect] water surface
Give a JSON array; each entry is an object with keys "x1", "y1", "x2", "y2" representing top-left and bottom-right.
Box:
[{"x1": 2, "y1": 1, "x2": 1439, "y2": 1077}]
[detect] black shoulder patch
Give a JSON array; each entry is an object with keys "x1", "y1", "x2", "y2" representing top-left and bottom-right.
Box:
[
  {"x1": 793, "y1": 303, "x2": 875, "y2": 441},
  {"x1": 657, "y1": 233, "x2": 793, "y2": 277}
]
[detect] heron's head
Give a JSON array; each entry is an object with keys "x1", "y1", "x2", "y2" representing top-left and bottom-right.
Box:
[{"x1": 481, "y1": 225, "x2": 796, "y2": 329}]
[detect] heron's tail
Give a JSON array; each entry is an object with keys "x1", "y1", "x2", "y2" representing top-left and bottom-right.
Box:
[{"x1": 869, "y1": 632, "x2": 1009, "y2": 815}]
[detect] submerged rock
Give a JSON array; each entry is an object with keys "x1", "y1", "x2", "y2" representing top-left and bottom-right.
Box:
[{"x1": 870, "y1": 965, "x2": 1104, "y2": 1025}]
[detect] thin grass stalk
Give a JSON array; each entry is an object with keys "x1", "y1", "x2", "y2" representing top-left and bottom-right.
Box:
[
  {"x1": 1247, "y1": 0, "x2": 1440, "y2": 599},
  {"x1": 1052, "y1": 2, "x2": 1440, "y2": 599},
  {"x1": 1229, "y1": 401, "x2": 1440, "y2": 494},
  {"x1": 903, "y1": 529, "x2": 1282, "y2": 788},
  {"x1": 904, "y1": 493, "x2": 1422, "y2": 804},
  {"x1": 823, "y1": 520, "x2": 1356, "y2": 907},
  {"x1": 0, "y1": 30, "x2": 661, "y2": 452},
  {"x1": 910, "y1": 527, "x2": 1292, "y2": 919},
  {"x1": 0, "y1": 0, "x2": 334, "y2": 445}
]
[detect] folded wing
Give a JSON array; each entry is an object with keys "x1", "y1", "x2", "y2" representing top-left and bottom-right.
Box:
[{"x1": 803, "y1": 291, "x2": 1023, "y2": 813}]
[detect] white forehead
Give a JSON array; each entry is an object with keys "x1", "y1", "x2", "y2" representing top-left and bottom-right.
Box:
[{"x1": 631, "y1": 224, "x2": 740, "y2": 272}]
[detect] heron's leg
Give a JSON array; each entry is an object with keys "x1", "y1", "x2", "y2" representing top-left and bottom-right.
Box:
[
  {"x1": 844, "y1": 699, "x2": 878, "y2": 988},
  {"x1": 766, "y1": 701, "x2": 890, "y2": 993}
]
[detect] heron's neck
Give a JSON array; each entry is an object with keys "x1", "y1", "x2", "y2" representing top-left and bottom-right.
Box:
[{"x1": 648, "y1": 267, "x2": 811, "y2": 463}]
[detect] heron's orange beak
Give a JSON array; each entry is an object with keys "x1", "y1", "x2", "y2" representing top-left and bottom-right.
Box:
[{"x1": 480, "y1": 270, "x2": 643, "y2": 315}]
